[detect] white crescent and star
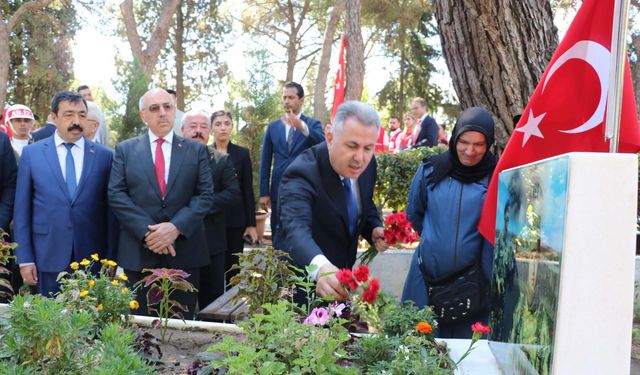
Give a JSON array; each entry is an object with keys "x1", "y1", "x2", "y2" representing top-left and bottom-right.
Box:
[{"x1": 515, "y1": 40, "x2": 611, "y2": 147}]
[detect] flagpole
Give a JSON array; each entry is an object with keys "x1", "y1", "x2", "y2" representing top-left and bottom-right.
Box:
[{"x1": 605, "y1": 0, "x2": 631, "y2": 153}]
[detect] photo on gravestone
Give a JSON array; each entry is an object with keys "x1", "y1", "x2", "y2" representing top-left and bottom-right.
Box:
[{"x1": 489, "y1": 156, "x2": 568, "y2": 375}]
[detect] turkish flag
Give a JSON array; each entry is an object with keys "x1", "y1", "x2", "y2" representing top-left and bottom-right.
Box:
[
  {"x1": 330, "y1": 35, "x2": 347, "y2": 122},
  {"x1": 478, "y1": 0, "x2": 640, "y2": 245},
  {"x1": 0, "y1": 107, "x2": 12, "y2": 137}
]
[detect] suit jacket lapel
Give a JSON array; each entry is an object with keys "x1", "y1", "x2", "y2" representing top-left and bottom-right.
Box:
[
  {"x1": 43, "y1": 137, "x2": 71, "y2": 201},
  {"x1": 74, "y1": 140, "x2": 96, "y2": 203},
  {"x1": 166, "y1": 134, "x2": 185, "y2": 195},
  {"x1": 138, "y1": 134, "x2": 162, "y2": 199},
  {"x1": 317, "y1": 144, "x2": 351, "y2": 236}
]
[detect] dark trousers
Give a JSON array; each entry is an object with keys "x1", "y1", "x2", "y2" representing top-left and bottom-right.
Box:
[
  {"x1": 198, "y1": 252, "x2": 226, "y2": 309},
  {"x1": 124, "y1": 267, "x2": 201, "y2": 320},
  {"x1": 225, "y1": 227, "x2": 244, "y2": 285}
]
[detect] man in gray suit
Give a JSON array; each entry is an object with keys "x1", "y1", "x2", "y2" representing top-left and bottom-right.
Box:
[{"x1": 108, "y1": 88, "x2": 214, "y2": 318}]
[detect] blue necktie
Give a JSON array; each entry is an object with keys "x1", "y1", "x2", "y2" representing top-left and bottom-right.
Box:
[
  {"x1": 64, "y1": 143, "x2": 77, "y2": 198},
  {"x1": 342, "y1": 178, "x2": 357, "y2": 236}
]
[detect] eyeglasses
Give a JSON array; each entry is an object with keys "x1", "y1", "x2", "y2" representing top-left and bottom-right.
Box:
[{"x1": 146, "y1": 103, "x2": 174, "y2": 113}]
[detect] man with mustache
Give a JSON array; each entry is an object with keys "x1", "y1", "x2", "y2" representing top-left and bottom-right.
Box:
[
  {"x1": 14, "y1": 91, "x2": 116, "y2": 296},
  {"x1": 108, "y1": 89, "x2": 214, "y2": 319},
  {"x1": 259, "y1": 82, "x2": 324, "y2": 244},
  {"x1": 277, "y1": 101, "x2": 388, "y2": 301},
  {"x1": 180, "y1": 109, "x2": 240, "y2": 307}
]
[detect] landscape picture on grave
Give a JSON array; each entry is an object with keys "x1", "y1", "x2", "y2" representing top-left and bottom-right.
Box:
[{"x1": 488, "y1": 156, "x2": 568, "y2": 375}]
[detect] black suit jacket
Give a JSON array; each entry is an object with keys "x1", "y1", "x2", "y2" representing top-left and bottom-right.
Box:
[
  {"x1": 0, "y1": 132, "x2": 17, "y2": 231},
  {"x1": 276, "y1": 142, "x2": 382, "y2": 269},
  {"x1": 204, "y1": 146, "x2": 240, "y2": 256},
  {"x1": 108, "y1": 133, "x2": 214, "y2": 270},
  {"x1": 413, "y1": 115, "x2": 439, "y2": 148},
  {"x1": 224, "y1": 142, "x2": 256, "y2": 229},
  {"x1": 31, "y1": 123, "x2": 56, "y2": 142}
]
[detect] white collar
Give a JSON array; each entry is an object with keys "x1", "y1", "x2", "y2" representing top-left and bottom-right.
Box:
[
  {"x1": 54, "y1": 131, "x2": 85, "y2": 149},
  {"x1": 149, "y1": 130, "x2": 174, "y2": 144}
]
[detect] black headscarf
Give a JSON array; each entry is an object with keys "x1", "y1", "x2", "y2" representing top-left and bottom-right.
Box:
[{"x1": 424, "y1": 107, "x2": 497, "y2": 187}]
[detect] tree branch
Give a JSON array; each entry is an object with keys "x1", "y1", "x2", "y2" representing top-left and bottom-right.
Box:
[{"x1": 8, "y1": 0, "x2": 56, "y2": 31}]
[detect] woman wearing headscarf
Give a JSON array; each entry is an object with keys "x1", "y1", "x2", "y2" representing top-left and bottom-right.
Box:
[{"x1": 401, "y1": 106, "x2": 497, "y2": 338}]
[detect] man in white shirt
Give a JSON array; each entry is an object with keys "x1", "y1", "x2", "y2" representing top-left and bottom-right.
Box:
[{"x1": 6, "y1": 104, "x2": 34, "y2": 158}]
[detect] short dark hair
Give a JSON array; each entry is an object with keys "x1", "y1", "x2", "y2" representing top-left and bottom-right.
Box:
[
  {"x1": 164, "y1": 88, "x2": 177, "y2": 96},
  {"x1": 76, "y1": 85, "x2": 90, "y2": 92},
  {"x1": 284, "y1": 81, "x2": 304, "y2": 98},
  {"x1": 211, "y1": 110, "x2": 233, "y2": 123},
  {"x1": 51, "y1": 91, "x2": 87, "y2": 114},
  {"x1": 389, "y1": 116, "x2": 400, "y2": 121}
]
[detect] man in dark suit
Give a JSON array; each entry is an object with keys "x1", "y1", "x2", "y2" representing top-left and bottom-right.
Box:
[
  {"x1": 180, "y1": 109, "x2": 240, "y2": 307},
  {"x1": 259, "y1": 82, "x2": 324, "y2": 243},
  {"x1": 0, "y1": 132, "x2": 17, "y2": 302},
  {"x1": 14, "y1": 91, "x2": 116, "y2": 296},
  {"x1": 108, "y1": 88, "x2": 214, "y2": 319},
  {"x1": 277, "y1": 101, "x2": 388, "y2": 300},
  {"x1": 411, "y1": 97, "x2": 439, "y2": 148},
  {"x1": 31, "y1": 115, "x2": 57, "y2": 142}
]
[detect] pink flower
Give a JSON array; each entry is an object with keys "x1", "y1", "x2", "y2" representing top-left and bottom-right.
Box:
[
  {"x1": 471, "y1": 322, "x2": 491, "y2": 335},
  {"x1": 329, "y1": 302, "x2": 346, "y2": 317},
  {"x1": 303, "y1": 307, "x2": 329, "y2": 326}
]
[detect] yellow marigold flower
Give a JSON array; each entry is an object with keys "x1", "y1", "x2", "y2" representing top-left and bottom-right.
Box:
[
  {"x1": 79, "y1": 289, "x2": 89, "y2": 297},
  {"x1": 121, "y1": 287, "x2": 129, "y2": 294},
  {"x1": 107, "y1": 260, "x2": 117, "y2": 267},
  {"x1": 416, "y1": 321, "x2": 433, "y2": 334},
  {"x1": 88, "y1": 280, "x2": 95, "y2": 288},
  {"x1": 80, "y1": 258, "x2": 90, "y2": 266},
  {"x1": 111, "y1": 280, "x2": 119, "y2": 286},
  {"x1": 97, "y1": 304, "x2": 103, "y2": 312},
  {"x1": 118, "y1": 274, "x2": 128, "y2": 281},
  {"x1": 91, "y1": 253, "x2": 99, "y2": 261},
  {"x1": 100, "y1": 259, "x2": 108, "y2": 265},
  {"x1": 129, "y1": 300, "x2": 139, "y2": 310},
  {"x1": 70, "y1": 262, "x2": 79, "y2": 270}
]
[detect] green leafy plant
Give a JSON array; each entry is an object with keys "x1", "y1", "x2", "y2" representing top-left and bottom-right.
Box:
[
  {"x1": 374, "y1": 146, "x2": 446, "y2": 211},
  {"x1": 0, "y1": 234, "x2": 17, "y2": 300},
  {"x1": 379, "y1": 301, "x2": 437, "y2": 337},
  {"x1": 228, "y1": 247, "x2": 296, "y2": 315},
  {"x1": 57, "y1": 254, "x2": 138, "y2": 326},
  {"x1": 136, "y1": 268, "x2": 197, "y2": 342},
  {"x1": 208, "y1": 300, "x2": 357, "y2": 375}
]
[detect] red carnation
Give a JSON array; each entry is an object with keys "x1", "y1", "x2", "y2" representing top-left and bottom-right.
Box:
[
  {"x1": 336, "y1": 269, "x2": 358, "y2": 290},
  {"x1": 361, "y1": 287, "x2": 378, "y2": 304},
  {"x1": 368, "y1": 278, "x2": 380, "y2": 294},
  {"x1": 353, "y1": 265, "x2": 369, "y2": 282},
  {"x1": 471, "y1": 322, "x2": 491, "y2": 335}
]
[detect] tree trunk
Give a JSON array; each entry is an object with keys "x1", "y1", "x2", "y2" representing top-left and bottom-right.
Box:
[
  {"x1": 312, "y1": 0, "x2": 345, "y2": 122},
  {"x1": 0, "y1": 0, "x2": 56, "y2": 108},
  {"x1": 433, "y1": 0, "x2": 558, "y2": 151},
  {"x1": 345, "y1": 0, "x2": 364, "y2": 101},
  {"x1": 174, "y1": 1, "x2": 185, "y2": 110},
  {"x1": 120, "y1": 0, "x2": 181, "y2": 79},
  {"x1": 630, "y1": 33, "x2": 640, "y2": 116}
]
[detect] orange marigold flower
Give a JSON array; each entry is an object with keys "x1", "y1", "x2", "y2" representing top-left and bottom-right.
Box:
[
  {"x1": 79, "y1": 289, "x2": 89, "y2": 297},
  {"x1": 416, "y1": 321, "x2": 433, "y2": 334},
  {"x1": 70, "y1": 262, "x2": 79, "y2": 271},
  {"x1": 129, "y1": 300, "x2": 139, "y2": 310}
]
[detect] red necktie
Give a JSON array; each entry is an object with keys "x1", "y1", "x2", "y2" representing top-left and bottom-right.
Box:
[{"x1": 154, "y1": 138, "x2": 166, "y2": 198}]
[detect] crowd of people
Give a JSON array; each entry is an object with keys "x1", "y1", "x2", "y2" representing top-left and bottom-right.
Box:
[{"x1": 0, "y1": 83, "x2": 496, "y2": 338}]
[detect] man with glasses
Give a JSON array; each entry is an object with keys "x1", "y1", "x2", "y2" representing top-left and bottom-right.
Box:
[
  {"x1": 14, "y1": 91, "x2": 115, "y2": 296},
  {"x1": 108, "y1": 88, "x2": 214, "y2": 319}
]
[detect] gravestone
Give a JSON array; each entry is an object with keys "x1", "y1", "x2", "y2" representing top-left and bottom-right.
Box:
[{"x1": 488, "y1": 153, "x2": 636, "y2": 375}]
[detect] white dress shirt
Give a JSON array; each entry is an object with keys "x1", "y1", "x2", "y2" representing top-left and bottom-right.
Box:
[
  {"x1": 148, "y1": 130, "x2": 173, "y2": 185},
  {"x1": 10, "y1": 138, "x2": 29, "y2": 157},
  {"x1": 54, "y1": 132, "x2": 84, "y2": 185}
]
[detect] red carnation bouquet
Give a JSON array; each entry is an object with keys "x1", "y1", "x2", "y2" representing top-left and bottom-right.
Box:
[
  {"x1": 336, "y1": 264, "x2": 383, "y2": 329},
  {"x1": 359, "y1": 211, "x2": 419, "y2": 265}
]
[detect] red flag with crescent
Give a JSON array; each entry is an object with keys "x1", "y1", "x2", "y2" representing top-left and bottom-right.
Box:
[
  {"x1": 478, "y1": 0, "x2": 640, "y2": 245},
  {"x1": 330, "y1": 35, "x2": 347, "y2": 122}
]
